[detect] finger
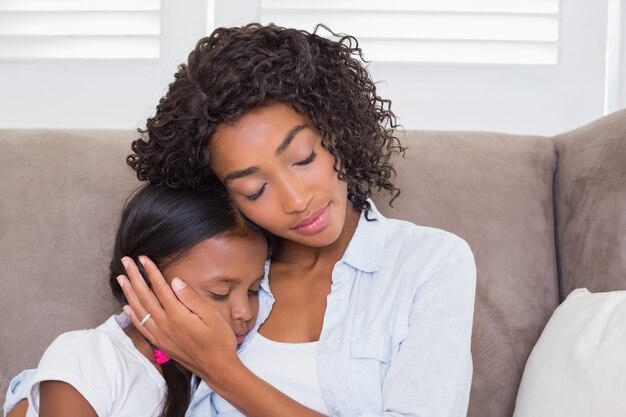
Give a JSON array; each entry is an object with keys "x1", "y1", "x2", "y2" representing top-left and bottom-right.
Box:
[
  {"x1": 117, "y1": 275, "x2": 158, "y2": 338},
  {"x1": 120, "y1": 257, "x2": 167, "y2": 322},
  {"x1": 125, "y1": 303, "x2": 197, "y2": 368},
  {"x1": 140, "y1": 256, "x2": 196, "y2": 316},
  {"x1": 123, "y1": 304, "x2": 157, "y2": 344},
  {"x1": 171, "y1": 277, "x2": 226, "y2": 324}
]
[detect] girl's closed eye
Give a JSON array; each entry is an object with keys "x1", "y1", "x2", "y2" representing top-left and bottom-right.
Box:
[
  {"x1": 244, "y1": 184, "x2": 266, "y2": 201},
  {"x1": 209, "y1": 291, "x2": 230, "y2": 301}
]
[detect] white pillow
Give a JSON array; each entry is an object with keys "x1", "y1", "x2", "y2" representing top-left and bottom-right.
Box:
[{"x1": 513, "y1": 288, "x2": 626, "y2": 417}]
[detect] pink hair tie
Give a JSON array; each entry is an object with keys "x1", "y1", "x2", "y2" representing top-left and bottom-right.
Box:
[{"x1": 152, "y1": 348, "x2": 171, "y2": 365}]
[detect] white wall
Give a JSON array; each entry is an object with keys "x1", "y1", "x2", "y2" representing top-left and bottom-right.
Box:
[
  {"x1": 0, "y1": 0, "x2": 623, "y2": 136},
  {"x1": 0, "y1": 0, "x2": 209, "y2": 130}
]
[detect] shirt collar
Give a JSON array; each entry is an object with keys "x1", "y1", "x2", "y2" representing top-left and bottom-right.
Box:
[
  {"x1": 339, "y1": 198, "x2": 386, "y2": 273},
  {"x1": 260, "y1": 199, "x2": 387, "y2": 289}
]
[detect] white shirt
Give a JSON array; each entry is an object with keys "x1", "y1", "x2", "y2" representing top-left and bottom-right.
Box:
[
  {"x1": 213, "y1": 333, "x2": 327, "y2": 415},
  {"x1": 191, "y1": 200, "x2": 477, "y2": 417},
  {"x1": 26, "y1": 315, "x2": 166, "y2": 417}
]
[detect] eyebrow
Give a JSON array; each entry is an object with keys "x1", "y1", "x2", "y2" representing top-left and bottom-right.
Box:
[
  {"x1": 275, "y1": 124, "x2": 309, "y2": 155},
  {"x1": 222, "y1": 123, "x2": 309, "y2": 184},
  {"x1": 210, "y1": 275, "x2": 265, "y2": 285}
]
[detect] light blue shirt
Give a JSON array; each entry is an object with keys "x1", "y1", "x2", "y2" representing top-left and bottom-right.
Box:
[{"x1": 5, "y1": 202, "x2": 476, "y2": 417}]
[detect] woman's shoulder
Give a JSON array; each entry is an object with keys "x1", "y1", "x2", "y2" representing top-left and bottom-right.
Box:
[
  {"x1": 380, "y1": 215, "x2": 472, "y2": 259},
  {"x1": 367, "y1": 201, "x2": 471, "y2": 252}
]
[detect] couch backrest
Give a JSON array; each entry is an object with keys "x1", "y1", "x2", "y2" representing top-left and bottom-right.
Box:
[
  {"x1": 373, "y1": 130, "x2": 560, "y2": 417},
  {"x1": 1, "y1": 128, "x2": 560, "y2": 416},
  {"x1": 0, "y1": 130, "x2": 138, "y2": 403},
  {"x1": 4, "y1": 113, "x2": 623, "y2": 417},
  {"x1": 553, "y1": 109, "x2": 626, "y2": 299}
]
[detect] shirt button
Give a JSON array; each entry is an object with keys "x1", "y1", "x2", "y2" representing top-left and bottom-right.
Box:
[
  {"x1": 337, "y1": 293, "x2": 345, "y2": 300},
  {"x1": 325, "y1": 340, "x2": 333, "y2": 348},
  {"x1": 332, "y1": 406, "x2": 340, "y2": 414}
]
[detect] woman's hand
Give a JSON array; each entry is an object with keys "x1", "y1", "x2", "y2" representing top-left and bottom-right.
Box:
[{"x1": 117, "y1": 256, "x2": 238, "y2": 380}]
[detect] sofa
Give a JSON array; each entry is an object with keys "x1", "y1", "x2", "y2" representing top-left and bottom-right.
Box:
[{"x1": 1, "y1": 109, "x2": 625, "y2": 417}]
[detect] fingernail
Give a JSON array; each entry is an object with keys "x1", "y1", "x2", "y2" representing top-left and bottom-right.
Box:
[
  {"x1": 116, "y1": 275, "x2": 125, "y2": 288},
  {"x1": 138, "y1": 256, "x2": 146, "y2": 266},
  {"x1": 121, "y1": 257, "x2": 129, "y2": 268},
  {"x1": 123, "y1": 305, "x2": 132, "y2": 317},
  {"x1": 172, "y1": 277, "x2": 187, "y2": 290}
]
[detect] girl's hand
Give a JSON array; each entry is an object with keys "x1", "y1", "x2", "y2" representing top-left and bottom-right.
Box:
[{"x1": 117, "y1": 256, "x2": 238, "y2": 380}]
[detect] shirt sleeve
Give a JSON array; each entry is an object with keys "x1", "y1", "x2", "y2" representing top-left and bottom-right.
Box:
[
  {"x1": 27, "y1": 330, "x2": 119, "y2": 417},
  {"x1": 3, "y1": 369, "x2": 36, "y2": 417},
  {"x1": 366, "y1": 235, "x2": 476, "y2": 417}
]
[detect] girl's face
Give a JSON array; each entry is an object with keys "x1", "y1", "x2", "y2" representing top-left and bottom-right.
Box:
[
  {"x1": 209, "y1": 103, "x2": 349, "y2": 248},
  {"x1": 164, "y1": 233, "x2": 267, "y2": 345}
]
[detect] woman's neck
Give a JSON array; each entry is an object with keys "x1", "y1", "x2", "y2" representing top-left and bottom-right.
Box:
[{"x1": 273, "y1": 203, "x2": 361, "y2": 269}]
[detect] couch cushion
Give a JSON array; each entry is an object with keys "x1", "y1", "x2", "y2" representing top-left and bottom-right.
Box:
[
  {"x1": 373, "y1": 130, "x2": 559, "y2": 417},
  {"x1": 513, "y1": 288, "x2": 626, "y2": 417},
  {"x1": 554, "y1": 109, "x2": 626, "y2": 299},
  {"x1": 0, "y1": 130, "x2": 139, "y2": 404}
]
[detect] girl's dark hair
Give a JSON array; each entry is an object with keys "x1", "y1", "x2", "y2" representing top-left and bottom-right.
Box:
[
  {"x1": 108, "y1": 184, "x2": 267, "y2": 417},
  {"x1": 128, "y1": 23, "x2": 404, "y2": 212}
]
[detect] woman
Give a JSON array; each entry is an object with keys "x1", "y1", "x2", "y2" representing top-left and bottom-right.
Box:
[{"x1": 120, "y1": 23, "x2": 476, "y2": 417}]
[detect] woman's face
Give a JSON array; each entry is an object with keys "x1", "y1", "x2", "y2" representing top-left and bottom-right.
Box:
[
  {"x1": 209, "y1": 103, "x2": 349, "y2": 247},
  {"x1": 164, "y1": 234, "x2": 267, "y2": 345}
]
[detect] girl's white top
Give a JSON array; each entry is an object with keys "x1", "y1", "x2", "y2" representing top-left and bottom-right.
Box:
[{"x1": 26, "y1": 314, "x2": 166, "y2": 417}]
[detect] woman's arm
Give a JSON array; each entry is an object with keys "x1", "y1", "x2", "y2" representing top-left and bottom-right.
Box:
[
  {"x1": 38, "y1": 381, "x2": 97, "y2": 417},
  {"x1": 376, "y1": 236, "x2": 476, "y2": 417},
  {"x1": 119, "y1": 256, "x2": 326, "y2": 417}
]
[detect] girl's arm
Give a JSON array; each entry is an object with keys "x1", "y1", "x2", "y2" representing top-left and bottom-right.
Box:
[
  {"x1": 120, "y1": 256, "x2": 326, "y2": 417},
  {"x1": 6, "y1": 400, "x2": 27, "y2": 417},
  {"x1": 38, "y1": 381, "x2": 97, "y2": 417}
]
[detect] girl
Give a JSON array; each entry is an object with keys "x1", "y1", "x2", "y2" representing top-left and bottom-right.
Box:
[
  {"x1": 16, "y1": 184, "x2": 269, "y2": 417},
  {"x1": 120, "y1": 23, "x2": 477, "y2": 417}
]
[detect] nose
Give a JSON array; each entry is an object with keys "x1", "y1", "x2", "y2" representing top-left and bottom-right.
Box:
[
  {"x1": 231, "y1": 294, "x2": 255, "y2": 323},
  {"x1": 277, "y1": 173, "x2": 313, "y2": 213}
]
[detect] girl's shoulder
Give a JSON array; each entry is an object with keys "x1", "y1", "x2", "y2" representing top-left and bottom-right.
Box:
[
  {"x1": 30, "y1": 315, "x2": 165, "y2": 417},
  {"x1": 35, "y1": 316, "x2": 148, "y2": 380}
]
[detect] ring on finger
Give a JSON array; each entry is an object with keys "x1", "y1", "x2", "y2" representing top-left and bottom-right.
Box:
[{"x1": 140, "y1": 313, "x2": 152, "y2": 326}]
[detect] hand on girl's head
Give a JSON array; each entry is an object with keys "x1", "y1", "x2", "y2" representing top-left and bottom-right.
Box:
[{"x1": 119, "y1": 232, "x2": 267, "y2": 359}]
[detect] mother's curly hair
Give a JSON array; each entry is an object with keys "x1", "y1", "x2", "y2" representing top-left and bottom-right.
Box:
[{"x1": 128, "y1": 23, "x2": 405, "y2": 212}]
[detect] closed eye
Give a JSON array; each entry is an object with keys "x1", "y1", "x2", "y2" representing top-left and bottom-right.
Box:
[
  {"x1": 244, "y1": 184, "x2": 266, "y2": 201},
  {"x1": 294, "y1": 151, "x2": 317, "y2": 166},
  {"x1": 209, "y1": 291, "x2": 229, "y2": 301}
]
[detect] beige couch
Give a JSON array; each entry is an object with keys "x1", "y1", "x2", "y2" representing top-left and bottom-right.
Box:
[{"x1": 1, "y1": 110, "x2": 625, "y2": 417}]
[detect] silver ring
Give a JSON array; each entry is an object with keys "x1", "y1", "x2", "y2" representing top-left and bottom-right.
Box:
[{"x1": 140, "y1": 313, "x2": 152, "y2": 326}]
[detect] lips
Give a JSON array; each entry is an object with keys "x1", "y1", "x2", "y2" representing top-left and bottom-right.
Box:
[
  {"x1": 235, "y1": 331, "x2": 249, "y2": 345},
  {"x1": 293, "y1": 203, "x2": 331, "y2": 235}
]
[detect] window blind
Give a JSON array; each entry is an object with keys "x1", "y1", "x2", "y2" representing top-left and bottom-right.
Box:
[
  {"x1": 0, "y1": 0, "x2": 161, "y2": 59},
  {"x1": 260, "y1": 0, "x2": 560, "y2": 64}
]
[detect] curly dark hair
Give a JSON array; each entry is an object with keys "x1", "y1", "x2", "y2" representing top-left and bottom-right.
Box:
[{"x1": 128, "y1": 23, "x2": 405, "y2": 211}]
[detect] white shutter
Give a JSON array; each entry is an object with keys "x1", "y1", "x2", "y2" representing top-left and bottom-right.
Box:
[
  {"x1": 260, "y1": 0, "x2": 560, "y2": 64},
  {"x1": 0, "y1": 0, "x2": 161, "y2": 59}
]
